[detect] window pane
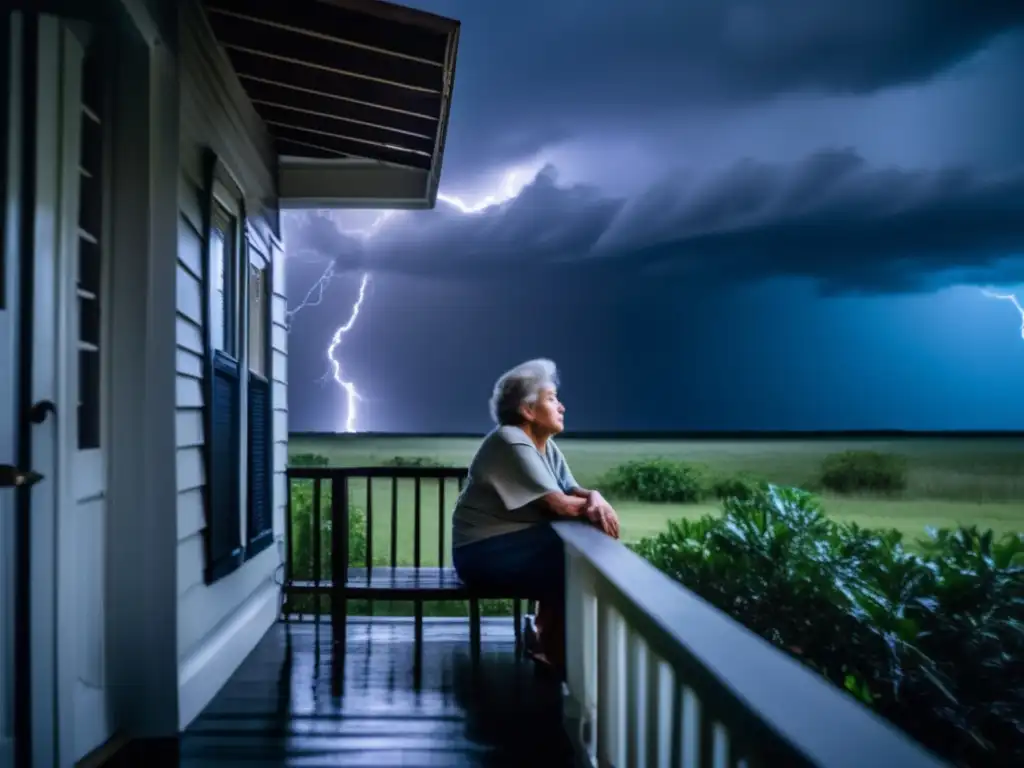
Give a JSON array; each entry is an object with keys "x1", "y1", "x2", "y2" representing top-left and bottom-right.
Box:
[
  {"x1": 210, "y1": 227, "x2": 227, "y2": 353},
  {"x1": 248, "y1": 264, "x2": 268, "y2": 376},
  {"x1": 211, "y1": 206, "x2": 239, "y2": 358}
]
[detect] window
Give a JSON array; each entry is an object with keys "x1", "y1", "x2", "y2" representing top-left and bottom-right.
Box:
[
  {"x1": 204, "y1": 172, "x2": 246, "y2": 584},
  {"x1": 201, "y1": 156, "x2": 277, "y2": 581},
  {"x1": 246, "y1": 242, "x2": 273, "y2": 557}
]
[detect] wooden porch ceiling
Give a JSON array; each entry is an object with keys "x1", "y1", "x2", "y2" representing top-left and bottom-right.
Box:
[{"x1": 203, "y1": 0, "x2": 459, "y2": 175}]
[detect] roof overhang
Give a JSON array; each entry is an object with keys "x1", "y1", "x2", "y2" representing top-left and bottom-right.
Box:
[{"x1": 203, "y1": 0, "x2": 460, "y2": 209}]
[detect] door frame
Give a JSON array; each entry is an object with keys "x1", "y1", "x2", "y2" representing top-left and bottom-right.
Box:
[{"x1": 2, "y1": 11, "x2": 28, "y2": 768}]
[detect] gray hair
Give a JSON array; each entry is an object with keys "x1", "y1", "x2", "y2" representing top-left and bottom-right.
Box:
[{"x1": 489, "y1": 358, "x2": 559, "y2": 426}]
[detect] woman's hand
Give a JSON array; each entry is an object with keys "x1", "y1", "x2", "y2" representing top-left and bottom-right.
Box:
[{"x1": 584, "y1": 491, "x2": 620, "y2": 539}]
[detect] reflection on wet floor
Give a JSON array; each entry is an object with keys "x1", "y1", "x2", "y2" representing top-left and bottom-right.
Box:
[{"x1": 181, "y1": 618, "x2": 575, "y2": 767}]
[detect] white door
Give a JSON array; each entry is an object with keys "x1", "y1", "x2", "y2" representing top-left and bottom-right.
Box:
[
  {"x1": 0, "y1": 15, "x2": 111, "y2": 767},
  {"x1": 51, "y1": 21, "x2": 112, "y2": 764}
]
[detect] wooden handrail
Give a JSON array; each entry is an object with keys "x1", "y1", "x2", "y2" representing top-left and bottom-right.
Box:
[
  {"x1": 553, "y1": 522, "x2": 949, "y2": 767},
  {"x1": 287, "y1": 465, "x2": 468, "y2": 480}
]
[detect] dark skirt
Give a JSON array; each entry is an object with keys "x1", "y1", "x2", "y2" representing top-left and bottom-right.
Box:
[{"x1": 452, "y1": 523, "x2": 565, "y2": 611}]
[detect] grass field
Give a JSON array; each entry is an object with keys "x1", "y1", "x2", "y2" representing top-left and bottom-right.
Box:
[{"x1": 289, "y1": 434, "x2": 1024, "y2": 569}]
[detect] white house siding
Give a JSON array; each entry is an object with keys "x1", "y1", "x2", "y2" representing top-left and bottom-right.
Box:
[{"x1": 174, "y1": 0, "x2": 284, "y2": 729}]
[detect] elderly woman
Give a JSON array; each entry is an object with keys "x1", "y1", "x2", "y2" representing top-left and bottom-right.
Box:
[{"x1": 451, "y1": 359, "x2": 620, "y2": 672}]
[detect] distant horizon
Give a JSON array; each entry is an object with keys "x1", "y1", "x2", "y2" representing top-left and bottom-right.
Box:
[{"x1": 289, "y1": 429, "x2": 1024, "y2": 440}]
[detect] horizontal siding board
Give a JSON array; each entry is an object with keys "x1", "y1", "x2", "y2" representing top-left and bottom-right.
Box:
[
  {"x1": 270, "y1": 324, "x2": 286, "y2": 354},
  {"x1": 178, "y1": 533, "x2": 205, "y2": 596},
  {"x1": 272, "y1": 247, "x2": 285, "y2": 287},
  {"x1": 178, "y1": 488, "x2": 205, "y2": 542},
  {"x1": 177, "y1": 375, "x2": 204, "y2": 409},
  {"x1": 271, "y1": 295, "x2": 287, "y2": 327},
  {"x1": 274, "y1": 473, "x2": 286, "y2": 520},
  {"x1": 177, "y1": 315, "x2": 203, "y2": 355},
  {"x1": 178, "y1": 217, "x2": 203, "y2": 278},
  {"x1": 177, "y1": 348, "x2": 203, "y2": 379},
  {"x1": 177, "y1": 446, "x2": 205, "y2": 493},
  {"x1": 273, "y1": 410, "x2": 287, "y2": 438},
  {"x1": 176, "y1": 408, "x2": 204, "y2": 449},
  {"x1": 271, "y1": 351, "x2": 286, "y2": 384},
  {"x1": 180, "y1": 180, "x2": 203, "y2": 234},
  {"x1": 176, "y1": 264, "x2": 203, "y2": 324},
  {"x1": 272, "y1": 381, "x2": 285, "y2": 408}
]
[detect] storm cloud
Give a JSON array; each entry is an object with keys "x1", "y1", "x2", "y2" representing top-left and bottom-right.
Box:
[
  {"x1": 287, "y1": 150, "x2": 1024, "y2": 293},
  {"x1": 413, "y1": 0, "x2": 1024, "y2": 172}
]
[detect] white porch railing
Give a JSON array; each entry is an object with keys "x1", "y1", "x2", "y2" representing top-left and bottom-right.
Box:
[{"x1": 554, "y1": 522, "x2": 949, "y2": 768}]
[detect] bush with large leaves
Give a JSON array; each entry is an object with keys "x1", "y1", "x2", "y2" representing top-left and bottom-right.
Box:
[{"x1": 630, "y1": 485, "x2": 1024, "y2": 766}]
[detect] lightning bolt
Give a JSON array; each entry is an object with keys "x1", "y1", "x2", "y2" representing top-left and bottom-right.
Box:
[
  {"x1": 981, "y1": 288, "x2": 1024, "y2": 340},
  {"x1": 285, "y1": 259, "x2": 336, "y2": 330},
  {"x1": 289, "y1": 169, "x2": 535, "y2": 432},
  {"x1": 323, "y1": 272, "x2": 371, "y2": 433}
]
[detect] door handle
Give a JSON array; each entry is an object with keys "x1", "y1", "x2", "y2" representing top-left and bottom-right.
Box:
[{"x1": 0, "y1": 464, "x2": 44, "y2": 488}]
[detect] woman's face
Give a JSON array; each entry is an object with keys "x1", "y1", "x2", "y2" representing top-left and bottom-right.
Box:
[{"x1": 522, "y1": 387, "x2": 565, "y2": 435}]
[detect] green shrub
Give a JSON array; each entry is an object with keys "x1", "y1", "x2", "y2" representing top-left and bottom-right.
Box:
[
  {"x1": 289, "y1": 452, "x2": 329, "y2": 467},
  {"x1": 287, "y1": 480, "x2": 368, "y2": 577},
  {"x1": 819, "y1": 450, "x2": 907, "y2": 494},
  {"x1": 631, "y1": 488, "x2": 1024, "y2": 766},
  {"x1": 381, "y1": 455, "x2": 448, "y2": 467},
  {"x1": 708, "y1": 474, "x2": 763, "y2": 501},
  {"x1": 598, "y1": 458, "x2": 707, "y2": 503}
]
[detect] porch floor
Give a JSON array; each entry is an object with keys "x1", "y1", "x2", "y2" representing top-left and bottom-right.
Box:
[{"x1": 180, "y1": 618, "x2": 575, "y2": 767}]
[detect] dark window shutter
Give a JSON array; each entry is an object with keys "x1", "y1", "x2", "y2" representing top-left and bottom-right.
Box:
[
  {"x1": 246, "y1": 374, "x2": 273, "y2": 557},
  {"x1": 205, "y1": 352, "x2": 243, "y2": 582}
]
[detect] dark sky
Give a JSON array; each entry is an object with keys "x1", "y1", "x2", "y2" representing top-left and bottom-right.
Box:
[{"x1": 285, "y1": 0, "x2": 1024, "y2": 434}]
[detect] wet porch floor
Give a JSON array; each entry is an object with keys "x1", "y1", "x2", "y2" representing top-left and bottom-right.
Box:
[{"x1": 180, "y1": 618, "x2": 576, "y2": 767}]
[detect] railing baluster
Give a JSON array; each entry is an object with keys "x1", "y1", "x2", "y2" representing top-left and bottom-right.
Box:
[
  {"x1": 331, "y1": 472, "x2": 349, "y2": 676},
  {"x1": 648, "y1": 659, "x2": 674, "y2": 768},
  {"x1": 597, "y1": 603, "x2": 629, "y2": 766},
  {"x1": 413, "y1": 476, "x2": 422, "y2": 568},
  {"x1": 627, "y1": 633, "x2": 649, "y2": 767},
  {"x1": 613, "y1": 612, "x2": 628, "y2": 767},
  {"x1": 365, "y1": 476, "x2": 374, "y2": 617},
  {"x1": 437, "y1": 478, "x2": 446, "y2": 568},
  {"x1": 335, "y1": 475, "x2": 352, "y2": 618},
  {"x1": 680, "y1": 686, "x2": 702, "y2": 768},
  {"x1": 389, "y1": 476, "x2": 398, "y2": 567},
  {"x1": 712, "y1": 722, "x2": 730, "y2": 768},
  {"x1": 312, "y1": 477, "x2": 322, "y2": 616},
  {"x1": 284, "y1": 473, "x2": 294, "y2": 619},
  {"x1": 365, "y1": 477, "x2": 373, "y2": 574}
]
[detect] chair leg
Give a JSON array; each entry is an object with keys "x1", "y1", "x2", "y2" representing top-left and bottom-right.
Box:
[
  {"x1": 513, "y1": 598, "x2": 522, "y2": 650},
  {"x1": 469, "y1": 597, "x2": 482, "y2": 665}
]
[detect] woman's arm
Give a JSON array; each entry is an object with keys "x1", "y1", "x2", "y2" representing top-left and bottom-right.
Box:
[{"x1": 538, "y1": 491, "x2": 589, "y2": 518}]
